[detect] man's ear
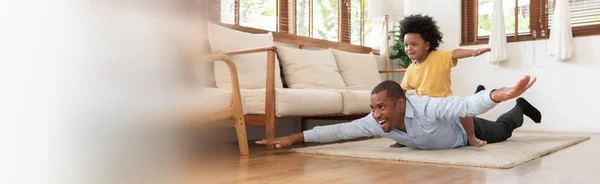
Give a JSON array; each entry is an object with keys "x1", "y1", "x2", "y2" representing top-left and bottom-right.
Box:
[{"x1": 396, "y1": 98, "x2": 406, "y2": 109}]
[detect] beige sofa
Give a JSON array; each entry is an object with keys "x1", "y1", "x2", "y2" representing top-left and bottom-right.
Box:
[{"x1": 205, "y1": 22, "x2": 404, "y2": 150}]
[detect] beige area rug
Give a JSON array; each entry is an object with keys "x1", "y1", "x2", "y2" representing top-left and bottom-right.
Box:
[{"x1": 290, "y1": 133, "x2": 590, "y2": 169}]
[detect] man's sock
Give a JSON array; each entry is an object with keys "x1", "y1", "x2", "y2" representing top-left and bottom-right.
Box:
[
  {"x1": 475, "y1": 85, "x2": 486, "y2": 94},
  {"x1": 517, "y1": 97, "x2": 542, "y2": 123}
]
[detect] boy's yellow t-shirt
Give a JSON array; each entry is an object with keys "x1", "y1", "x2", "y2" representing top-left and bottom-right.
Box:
[{"x1": 400, "y1": 50, "x2": 457, "y2": 98}]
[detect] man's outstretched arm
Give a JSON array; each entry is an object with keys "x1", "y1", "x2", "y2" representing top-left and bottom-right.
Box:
[
  {"x1": 256, "y1": 114, "x2": 379, "y2": 149},
  {"x1": 429, "y1": 75, "x2": 537, "y2": 120}
]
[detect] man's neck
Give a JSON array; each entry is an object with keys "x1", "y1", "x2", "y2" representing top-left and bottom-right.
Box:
[{"x1": 395, "y1": 115, "x2": 407, "y2": 133}]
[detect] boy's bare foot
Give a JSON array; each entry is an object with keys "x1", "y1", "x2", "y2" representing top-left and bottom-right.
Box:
[
  {"x1": 468, "y1": 137, "x2": 487, "y2": 147},
  {"x1": 389, "y1": 143, "x2": 406, "y2": 148}
]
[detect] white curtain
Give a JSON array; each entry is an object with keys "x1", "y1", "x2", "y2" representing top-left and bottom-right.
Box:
[
  {"x1": 488, "y1": 0, "x2": 508, "y2": 64},
  {"x1": 548, "y1": 0, "x2": 574, "y2": 62}
]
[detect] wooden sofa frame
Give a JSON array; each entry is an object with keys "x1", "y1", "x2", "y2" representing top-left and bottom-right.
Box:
[
  {"x1": 213, "y1": 22, "x2": 406, "y2": 150},
  {"x1": 183, "y1": 54, "x2": 249, "y2": 155}
]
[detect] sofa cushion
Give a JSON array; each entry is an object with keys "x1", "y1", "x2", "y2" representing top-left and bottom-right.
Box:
[
  {"x1": 180, "y1": 88, "x2": 247, "y2": 115},
  {"x1": 331, "y1": 49, "x2": 382, "y2": 90},
  {"x1": 276, "y1": 46, "x2": 347, "y2": 90},
  {"x1": 241, "y1": 88, "x2": 343, "y2": 117},
  {"x1": 340, "y1": 90, "x2": 372, "y2": 115},
  {"x1": 207, "y1": 23, "x2": 284, "y2": 89}
]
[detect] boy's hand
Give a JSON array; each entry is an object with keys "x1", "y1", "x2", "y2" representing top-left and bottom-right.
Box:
[{"x1": 472, "y1": 47, "x2": 491, "y2": 57}]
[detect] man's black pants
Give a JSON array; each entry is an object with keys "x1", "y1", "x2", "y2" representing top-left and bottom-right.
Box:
[{"x1": 473, "y1": 106, "x2": 524, "y2": 143}]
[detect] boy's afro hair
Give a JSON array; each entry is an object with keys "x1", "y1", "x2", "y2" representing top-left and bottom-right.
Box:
[{"x1": 399, "y1": 14, "x2": 444, "y2": 51}]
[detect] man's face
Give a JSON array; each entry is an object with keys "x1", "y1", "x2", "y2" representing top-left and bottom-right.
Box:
[
  {"x1": 370, "y1": 90, "x2": 405, "y2": 132},
  {"x1": 403, "y1": 33, "x2": 430, "y2": 61}
]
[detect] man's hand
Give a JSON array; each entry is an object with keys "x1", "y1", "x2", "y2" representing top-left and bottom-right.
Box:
[
  {"x1": 490, "y1": 75, "x2": 537, "y2": 102},
  {"x1": 255, "y1": 133, "x2": 304, "y2": 149},
  {"x1": 472, "y1": 47, "x2": 491, "y2": 57}
]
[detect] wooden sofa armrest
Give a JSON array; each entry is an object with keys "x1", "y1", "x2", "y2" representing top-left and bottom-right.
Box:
[
  {"x1": 201, "y1": 54, "x2": 250, "y2": 155},
  {"x1": 202, "y1": 54, "x2": 244, "y2": 116},
  {"x1": 220, "y1": 46, "x2": 277, "y2": 146},
  {"x1": 219, "y1": 46, "x2": 277, "y2": 101},
  {"x1": 221, "y1": 46, "x2": 277, "y2": 55},
  {"x1": 379, "y1": 69, "x2": 407, "y2": 73}
]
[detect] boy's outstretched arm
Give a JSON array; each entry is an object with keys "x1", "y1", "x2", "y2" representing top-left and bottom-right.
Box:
[{"x1": 452, "y1": 47, "x2": 491, "y2": 60}]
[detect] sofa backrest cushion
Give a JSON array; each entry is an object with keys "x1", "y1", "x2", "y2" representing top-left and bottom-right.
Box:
[
  {"x1": 331, "y1": 49, "x2": 382, "y2": 90},
  {"x1": 276, "y1": 46, "x2": 347, "y2": 90},
  {"x1": 207, "y1": 22, "x2": 284, "y2": 89}
]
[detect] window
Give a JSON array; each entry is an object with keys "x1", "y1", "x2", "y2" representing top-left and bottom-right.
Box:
[
  {"x1": 477, "y1": 0, "x2": 530, "y2": 37},
  {"x1": 349, "y1": 0, "x2": 383, "y2": 49},
  {"x1": 312, "y1": 0, "x2": 339, "y2": 41},
  {"x1": 208, "y1": 0, "x2": 386, "y2": 49},
  {"x1": 295, "y1": 0, "x2": 340, "y2": 42},
  {"x1": 296, "y1": 0, "x2": 311, "y2": 37},
  {"x1": 549, "y1": 0, "x2": 600, "y2": 27},
  {"x1": 461, "y1": 0, "x2": 600, "y2": 46},
  {"x1": 350, "y1": 0, "x2": 363, "y2": 45},
  {"x1": 220, "y1": 0, "x2": 235, "y2": 24},
  {"x1": 218, "y1": 0, "x2": 277, "y2": 31},
  {"x1": 240, "y1": 0, "x2": 278, "y2": 31}
]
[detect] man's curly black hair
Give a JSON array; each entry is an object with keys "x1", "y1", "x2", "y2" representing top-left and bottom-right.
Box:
[{"x1": 399, "y1": 14, "x2": 444, "y2": 51}]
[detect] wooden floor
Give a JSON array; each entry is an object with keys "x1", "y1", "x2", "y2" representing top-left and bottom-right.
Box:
[{"x1": 186, "y1": 131, "x2": 600, "y2": 184}]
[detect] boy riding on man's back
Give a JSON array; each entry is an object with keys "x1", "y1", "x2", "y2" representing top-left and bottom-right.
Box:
[{"x1": 397, "y1": 14, "x2": 491, "y2": 147}]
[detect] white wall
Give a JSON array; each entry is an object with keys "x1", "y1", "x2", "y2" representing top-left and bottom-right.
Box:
[{"x1": 406, "y1": 0, "x2": 600, "y2": 132}]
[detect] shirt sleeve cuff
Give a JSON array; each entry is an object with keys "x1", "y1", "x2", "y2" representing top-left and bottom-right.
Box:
[
  {"x1": 481, "y1": 89, "x2": 500, "y2": 106},
  {"x1": 303, "y1": 130, "x2": 319, "y2": 142}
]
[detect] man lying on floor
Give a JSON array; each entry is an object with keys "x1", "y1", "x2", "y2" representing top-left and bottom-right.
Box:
[{"x1": 256, "y1": 75, "x2": 541, "y2": 150}]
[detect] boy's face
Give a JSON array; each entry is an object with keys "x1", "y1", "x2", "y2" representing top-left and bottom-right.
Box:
[{"x1": 403, "y1": 33, "x2": 430, "y2": 61}]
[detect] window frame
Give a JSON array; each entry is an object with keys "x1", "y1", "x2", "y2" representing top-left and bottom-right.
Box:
[{"x1": 461, "y1": 0, "x2": 600, "y2": 46}]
